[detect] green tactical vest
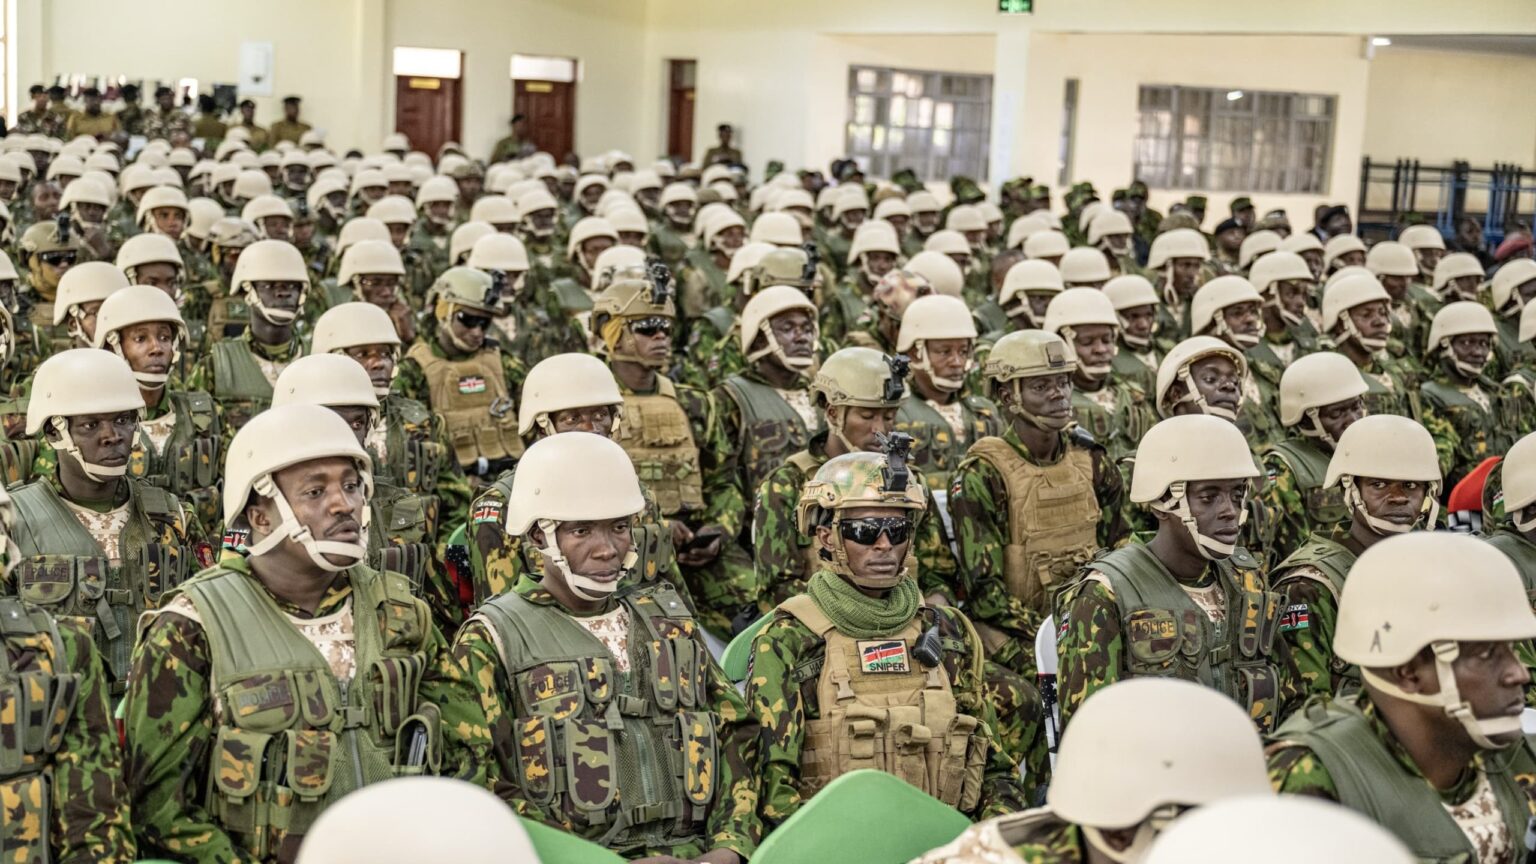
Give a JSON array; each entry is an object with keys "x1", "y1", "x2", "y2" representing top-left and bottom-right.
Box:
[
  {"x1": 1486, "y1": 530, "x2": 1536, "y2": 608},
  {"x1": 380, "y1": 395, "x2": 450, "y2": 498},
  {"x1": 1273, "y1": 697, "x2": 1531, "y2": 864},
  {"x1": 210, "y1": 338, "x2": 282, "y2": 433},
  {"x1": 172, "y1": 564, "x2": 438, "y2": 859},
  {"x1": 1421, "y1": 377, "x2": 1516, "y2": 463},
  {"x1": 971, "y1": 300, "x2": 1009, "y2": 339},
  {"x1": 204, "y1": 283, "x2": 251, "y2": 342},
  {"x1": 721, "y1": 374, "x2": 811, "y2": 503},
  {"x1": 1111, "y1": 343, "x2": 1158, "y2": 393},
  {"x1": 1068, "y1": 381, "x2": 1153, "y2": 459},
  {"x1": 368, "y1": 480, "x2": 434, "y2": 599},
  {"x1": 0, "y1": 597, "x2": 81, "y2": 864},
  {"x1": 700, "y1": 306, "x2": 736, "y2": 342},
  {"x1": 650, "y1": 223, "x2": 690, "y2": 270},
  {"x1": 1061, "y1": 543, "x2": 1286, "y2": 731},
  {"x1": 1359, "y1": 360, "x2": 1413, "y2": 419},
  {"x1": 130, "y1": 390, "x2": 222, "y2": 529},
  {"x1": 895, "y1": 394, "x2": 999, "y2": 491},
  {"x1": 473, "y1": 584, "x2": 716, "y2": 853},
  {"x1": 10, "y1": 479, "x2": 184, "y2": 692},
  {"x1": 828, "y1": 284, "x2": 872, "y2": 338},
  {"x1": 1266, "y1": 438, "x2": 1348, "y2": 528},
  {"x1": 683, "y1": 247, "x2": 727, "y2": 308},
  {"x1": 1271, "y1": 535, "x2": 1358, "y2": 686}
]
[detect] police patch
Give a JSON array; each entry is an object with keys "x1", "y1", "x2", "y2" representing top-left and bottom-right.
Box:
[
  {"x1": 472, "y1": 502, "x2": 503, "y2": 524},
  {"x1": 858, "y1": 640, "x2": 910, "y2": 674},
  {"x1": 1279, "y1": 603, "x2": 1310, "y2": 632},
  {"x1": 457, "y1": 376, "x2": 487, "y2": 395}
]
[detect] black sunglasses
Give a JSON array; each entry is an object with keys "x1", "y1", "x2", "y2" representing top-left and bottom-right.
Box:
[
  {"x1": 630, "y1": 317, "x2": 673, "y2": 338},
  {"x1": 838, "y1": 516, "x2": 911, "y2": 546},
  {"x1": 454, "y1": 311, "x2": 491, "y2": 331},
  {"x1": 40, "y1": 251, "x2": 76, "y2": 267}
]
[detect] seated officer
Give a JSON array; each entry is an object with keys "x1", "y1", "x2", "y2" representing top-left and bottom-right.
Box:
[
  {"x1": 441, "y1": 433, "x2": 758, "y2": 862},
  {"x1": 0, "y1": 483, "x2": 135, "y2": 863},
  {"x1": 1142, "y1": 796, "x2": 1414, "y2": 864},
  {"x1": 914, "y1": 679, "x2": 1271, "y2": 864},
  {"x1": 125, "y1": 404, "x2": 453, "y2": 862},
  {"x1": 1268, "y1": 533, "x2": 1536, "y2": 863},
  {"x1": 9, "y1": 350, "x2": 192, "y2": 696},
  {"x1": 1489, "y1": 432, "x2": 1536, "y2": 594},
  {"x1": 747, "y1": 449, "x2": 1026, "y2": 827},
  {"x1": 1270, "y1": 415, "x2": 1441, "y2": 698},
  {"x1": 1055, "y1": 414, "x2": 1302, "y2": 733}
]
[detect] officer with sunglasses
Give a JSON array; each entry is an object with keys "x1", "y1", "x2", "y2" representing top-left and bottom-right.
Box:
[
  {"x1": 19, "y1": 219, "x2": 91, "y2": 339},
  {"x1": 746, "y1": 444, "x2": 1025, "y2": 828}
]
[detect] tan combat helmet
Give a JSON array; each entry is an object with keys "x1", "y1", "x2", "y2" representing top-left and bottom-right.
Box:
[
  {"x1": 52, "y1": 261, "x2": 129, "y2": 343},
  {"x1": 1058, "y1": 247, "x2": 1112, "y2": 288},
  {"x1": 1131, "y1": 414, "x2": 1258, "y2": 559},
  {"x1": 1521, "y1": 296, "x2": 1536, "y2": 346},
  {"x1": 811, "y1": 346, "x2": 909, "y2": 452},
  {"x1": 27, "y1": 349, "x2": 146, "y2": 481},
  {"x1": 1103, "y1": 274, "x2": 1160, "y2": 348},
  {"x1": 565, "y1": 216, "x2": 619, "y2": 275},
  {"x1": 1335, "y1": 532, "x2": 1536, "y2": 749},
  {"x1": 450, "y1": 221, "x2": 495, "y2": 266},
  {"x1": 1190, "y1": 276, "x2": 1264, "y2": 348},
  {"x1": 270, "y1": 354, "x2": 381, "y2": 435},
  {"x1": 337, "y1": 239, "x2": 406, "y2": 302},
  {"x1": 998, "y1": 260, "x2": 1065, "y2": 328},
  {"x1": 1087, "y1": 208, "x2": 1133, "y2": 253},
  {"x1": 311, "y1": 302, "x2": 402, "y2": 397},
  {"x1": 503, "y1": 432, "x2": 644, "y2": 600},
  {"x1": 1155, "y1": 336, "x2": 1248, "y2": 420},
  {"x1": 1322, "y1": 233, "x2": 1367, "y2": 273},
  {"x1": 796, "y1": 447, "x2": 926, "y2": 589},
  {"x1": 1143, "y1": 797, "x2": 1413, "y2": 864},
  {"x1": 1277, "y1": 351, "x2": 1367, "y2": 443},
  {"x1": 19, "y1": 221, "x2": 89, "y2": 296},
  {"x1": 517, "y1": 352, "x2": 624, "y2": 438},
  {"x1": 1425, "y1": 300, "x2": 1496, "y2": 377},
  {"x1": 906, "y1": 250, "x2": 964, "y2": 300},
  {"x1": 429, "y1": 266, "x2": 500, "y2": 350},
  {"x1": 751, "y1": 211, "x2": 803, "y2": 248},
  {"x1": 924, "y1": 229, "x2": 971, "y2": 259},
  {"x1": 1324, "y1": 415, "x2": 1441, "y2": 536},
  {"x1": 593, "y1": 264, "x2": 675, "y2": 369},
  {"x1": 296, "y1": 777, "x2": 539, "y2": 864},
  {"x1": 741, "y1": 284, "x2": 819, "y2": 376},
  {"x1": 135, "y1": 185, "x2": 190, "y2": 233},
  {"x1": 1490, "y1": 258, "x2": 1536, "y2": 318},
  {"x1": 241, "y1": 194, "x2": 295, "y2": 240},
  {"x1": 232, "y1": 239, "x2": 311, "y2": 325},
  {"x1": 1043, "y1": 287, "x2": 1119, "y2": 380},
  {"x1": 1365, "y1": 241, "x2": 1418, "y2": 280},
  {"x1": 93, "y1": 284, "x2": 187, "y2": 388},
  {"x1": 224, "y1": 404, "x2": 373, "y2": 572},
  {"x1": 1432, "y1": 251, "x2": 1485, "y2": 301},
  {"x1": 1048, "y1": 678, "x2": 1271, "y2": 864},
  {"x1": 724, "y1": 243, "x2": 773, "y2": 296},
  {"x1": 744, "y1": 245, "x2": 814, "y2": 299},
  {"x1": 468, "y1": 232, "x2": 531, "y2": 286},
  {"x1": 897, "y1": 294, "x2": 976, "y2": 393},
  {"x1": 1022, "y1": 229, "x2": 1070, "y2": 262},
  {"x1": 1322, "y1": 273, "x2": 1392, "y2": 352},
  {"x1": 116, "y1": 232, "x2": 186, "y2": 289},
  {"x1": 1238, "y1": 229, "x2": 1281, "y2": 271},
  {"x1": 983, "y1": 329, "x2": 1076, "y2": 430},
  {"x1": 1503, "y1": 432, "x2": 1536, "y2": 532},
  {"x1": 1248, "y1": 250, "x2": 1315, "y2": 327},
  {"x1": 847, "y1": 221, "x2": 902, "y2": 285}
]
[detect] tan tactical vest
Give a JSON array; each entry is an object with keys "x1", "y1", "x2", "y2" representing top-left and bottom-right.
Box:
[
  {"x1": 615, "y1": 378, "x2": 704, "y2": 516},
  {"x1": 779, "y1": 594, "x2": 987, "y2": 812},
  {"x1": 405, "y1": 341, "x2": 522, "y2": 468},
  {"x1": 967, "y1": 437, "x2": 1100, "y2": 637}
]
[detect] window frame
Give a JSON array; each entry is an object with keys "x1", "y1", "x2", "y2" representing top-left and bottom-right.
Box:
[{"x1": 845, "y1": 64, "x2": 993, "y2": 182}]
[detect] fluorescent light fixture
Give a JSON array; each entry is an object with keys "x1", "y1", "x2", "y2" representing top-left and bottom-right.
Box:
[
  {"x1": 1371, "y1": 37, "x2": 1392, "y2": 47},
  {"x1": 1226, "y1": 90, "x2": 1244, "y2": 101},
  {"x1": 393, "y1": 47, "x2": 462, "y2": 79}
]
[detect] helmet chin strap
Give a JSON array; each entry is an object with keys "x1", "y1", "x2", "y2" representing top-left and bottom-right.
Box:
[
  {"x1": 912, "y1": 342, "x2": 967, "y2": 393},
  {"x1": 826, "y1": 406, "x2": 861, "y2": 454},
  {"x1": 1152, "y1": 481, "x2": 1243, "y2": 560},
  {"x1": 1298, "y1": 408, "x2": 1340, "y2": 449},
  {"x1": 48, "y1": 416, "x2": 128, "y2": 482},
  {"x1": 1173, "y1": 366, "x2": 1238, "y2": 421},
  {"x1": 1515, "y1": 504, "x2": 1536, "y2": 534},
  {"x1": 1213, "y1": 314, "x2": 1264, "y2": 349},
  {"x1": 1362, "y1": 642, "x2": 1524, "y2": 751},
  {"x1": 244, "y1": 469, "x2": 372, "y2": 573},
  {"x1": 1117, "y1": 313, "x2": 1153, "y2": 349},
  {"x1": 533, "y1": 517, "x2": 638, "y2": 601},
  {"x1": 1005, "y1": 380, "x2": 1072, "y2": 432},
  {"x1": 1081, "y1": 809, "x2": 1179, "y2": 864},
  {"x1": 248, "y1": 287, "x2": 303, "y2": 325},
  {"x1": 1341, "y1": 315, "x2": 1388, "y2": 352},
  {"x1": 1444, "y1": 342, "x2": 1489, "y2": 380},
  {"x1": 748, "y1": 323, "x2": 819, "y2": 380},
  {"x1": 66, "y1": 306, "x2": 93, "y2": 346},
  {"x1": 106, "y1": 331, "x2": 177, "y2": 389},
  {"x1": 1268, "y1": 296, "x2": 1305, "y2": 327},
  {"x1": 1060, "y1": 325, "x2": 1113, "y2": 382},
  {"x1": 1342, "y1": 475, "x2": 1438, "y2": 536},
  {"x1": 440, "y1": 314, "x2": 480, "y2": 353}
]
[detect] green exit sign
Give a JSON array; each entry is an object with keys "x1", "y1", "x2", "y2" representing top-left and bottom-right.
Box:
[{"x1": 999, "y1": 0, "x2": 1033, "y2": 12}]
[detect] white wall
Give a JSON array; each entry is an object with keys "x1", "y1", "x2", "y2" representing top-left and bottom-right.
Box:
[{"x1": 1363, "y1": 47, "x2": 1536, "y2": 168}]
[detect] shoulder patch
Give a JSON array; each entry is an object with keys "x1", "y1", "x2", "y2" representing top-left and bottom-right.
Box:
[
  {"x1": 471, "y1": 500, "x2": 504, "y2": 524},
  {"x1": 1279, "y1": 603, "x2": 1310, "y2": 632}
]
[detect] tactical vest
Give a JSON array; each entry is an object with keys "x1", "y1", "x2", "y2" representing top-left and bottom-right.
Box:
[
  {"x1": 1359, "y1": 362, "x2": 1412, "y2": 419},
  {"x1": 130, "y1": 390, "x2": 222, "y2": 530},
  {"x1": 0, "y1": 598, "x2": 81, "y2": 864},
  {"x1": 829, "y1": 285, "x2": 871, "y2": 336},
  {"x1": 699, "y1": 306, "x2": 736, "y2": 342},
  {"x1": 896, "y1": 395, "x2": 997, "y2": 491},
  {"x1": 1067, "y1": 543, "x2": 1285, "y2": 731},
  {"x1": 380, "y1": 396, "x2": 450, "y2": 498},
  {"x1": 721, "y1": 375, "x2": 810, "y2": 502},
  {"x1": 368, "y1": 480, "x2": 434, "y2": 598},
  {"x1": 1486, "y1": 531, "x2": 1536, "y2": 609},
  {"x1": 971, "y1": 300, "x2": 1009, "y2": 339},
  {"x1": 967, "y1": 436, "x2": 1100, "y2": 626},
  {"x1": 1273, "y1": 698, "x2": 1530, "y2": 864},
  {"x1": 210, "y1": 338, "x2": 286, "y2": 434},
  {"x1": 778, "y1": 594, "x2": 987, "y2": 811},
  {"x1": 1421, "y1": 378, "x2": 1516, "y2": 462},
  {"x1": 474, "y1": 584, "x2": 715, "y2": 852},
  {"x1": 1266, "y1": 438, "x2": 1348, "y2": 527},
  {"x1": 785, "y1": 450, "x2": 828, "y2": 581},
  {"x1": 1271, "y1": 536, "x2": 1358, "y2": 687},
  {"x1": 172, "y1": 565, "x2": 438, "y2": 859},
  {"x1": 204, "y1": 283, "x2": 251, "y2": 341},
  {"x1": 10, "y1": 479, "x2": 185, "y2": 692},
  {"x1": 615, "y1": 378, "x2": 705, "y2": 516},
  {"x1": 1069, "y1": 382, "x2": 1152, "y2": 459},
  {"x1": 405, "y1": 341, "x2": 522, "y2": 469}
]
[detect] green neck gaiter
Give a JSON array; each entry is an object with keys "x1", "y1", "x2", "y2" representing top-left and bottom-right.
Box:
[{"x1": 806, "y1": 569, "x2": 920, "y2": 639}]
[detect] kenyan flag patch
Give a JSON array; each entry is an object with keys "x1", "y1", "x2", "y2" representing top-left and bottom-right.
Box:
[
  {"x1": 858, "y1": 640, "x2": 910, "y2": 674},
  {"x1": 457, "y1": 376, "x2": 487, "y2": 395},
  {"x1": 1279, "y1": 603, "x2": 1310, "y2": 632}
]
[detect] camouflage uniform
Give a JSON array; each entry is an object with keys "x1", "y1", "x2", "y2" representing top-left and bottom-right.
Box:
[
  {"x1": 142, "y1": 108, "x2": 192, "y2": 142},
  {"x1": 678, "y1": 247, "x2": 728, "y2": 322},
  {"x1": 392, "y1": 330, "x2": 527, "y2": 476},
  {"x1": 1240, "y1": 341, "x2": 1294, "y2": 450},
  {"x1": 1053, "y1": 542, "x2": 1303, "y2": 733},
  {"x1": 819, "y1": 279, "x2": 876, "y2": 349},
  {"x1": 1256, "y1": 437, "x2": 1349, "y2": 566},
  {"x1": 745, "y1": 584, "x2": 1028, "y2": 825},
  {"x1": 1351, "y1": 351, "x2": 1422, "y2": 419},
  {"x1": 115, "y1": 103, "x2": 145, "y2": 136},
  {"x1": 1268, "y1": 529, "x2": 1362, "y2": 699},
  {"x1": 125, "y1": 388, "x2": 224, "y2": 546},
  {"x1": 0, "y1": 600, "x2": 135, "y2": 863},
  {"x1": 1067, "y1": 378, "x2": 1157, "y2": 461},
  {"x1": 894, "y1": 390, "x2": 1006, "y2": 494},
  {"x1": 949, "y1": 427, "x2": 1126, "y2": 674},
  {"x1": 713, "y1": 369, "x2": 817, "y2": 540},
  {"x1": 649, "y1": 221, "x2": 692, "y2": 272},
  {"x1": 124, "y1": 557, "x2": 454, "y2": 862},
  {"x1": 1419, "y1": 360, "x2": 1525, "y2": 487},
  {"x1": 15, "y1": 107, "x2": 66, "y2": 137},
  {"x1": 439, "y1": 575, "x2": 761, "y2": 859},
  {"x1": 492, "y1": 286, "x2": 588, "y2": 368},
  {"x1": 185, "y1": 329, "x2": 305, "y2": 450}
]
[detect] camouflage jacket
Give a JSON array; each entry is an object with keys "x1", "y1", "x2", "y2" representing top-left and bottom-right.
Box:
[
  {"x1": 1068, "y1": 377, "x2": 1156, "y2": 462},
  {"x1": 391, "y1": 331, "x2": 528, "y2": 412},
  {"x1": 123, "y1": 558, "x2": 456, "y2": 863},
  {"x1": 1419, "y1": 363, "x2": 1525, "y2": 487},
  {"x1": 1256, "y1": 438, "x2": 1346, "y2": 566},
  {"x1": 1269, "y1": 529, "x2": 1361, "y2": 699},
  {"x1": 184, "y1": 329, "x2": 305, "y2": 451},
  {"x1": 440, "y1": 575, "x2": 761, "y2": 858},
  {"x1": 744, "y1": 592, "x2": 1025, "y2": 827}
]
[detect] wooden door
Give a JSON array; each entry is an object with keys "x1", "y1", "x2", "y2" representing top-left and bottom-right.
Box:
[
  {"x1": 514, "y1": 79, "x2": 576, "y2": 162},
  {"x1": 395, "y1": 74, "x2": 462, "y2": 157},
  {"x1": 667, "y1": 60, "x2": 697, "y2": 163}
]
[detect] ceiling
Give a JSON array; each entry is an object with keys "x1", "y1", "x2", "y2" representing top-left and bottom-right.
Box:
[{"x1": 1381, "y1": 34, "x2": 1536, "y2": 57}]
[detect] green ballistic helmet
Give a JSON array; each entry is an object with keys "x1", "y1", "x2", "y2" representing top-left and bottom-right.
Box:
[{"x1": 430, "y1": 266, "x2": 500, "y2": 318}]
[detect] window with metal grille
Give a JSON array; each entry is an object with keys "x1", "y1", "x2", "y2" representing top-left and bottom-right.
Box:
[
  {"x1": 846, "y1": 65, "x2": 993, "y2": 181},
  {"x1": 1134, "y1": 84, "x2": 1336, "y2": 194}
]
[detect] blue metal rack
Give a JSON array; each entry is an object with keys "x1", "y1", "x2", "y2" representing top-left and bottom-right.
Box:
[{"x1": 1357, "y1": 157, "x2": 1536, "y2": 245}]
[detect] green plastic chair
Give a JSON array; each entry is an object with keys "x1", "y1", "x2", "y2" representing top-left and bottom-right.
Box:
[
  {"x1": 721, "y1": 611, "x2": 773, "y2": 683},
  {"x1": 751, "y1": 769, "x2": 971, "y2": 864},
  {"x1": 519, "y1": 816, "x2": 626, "y2": 863}
]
